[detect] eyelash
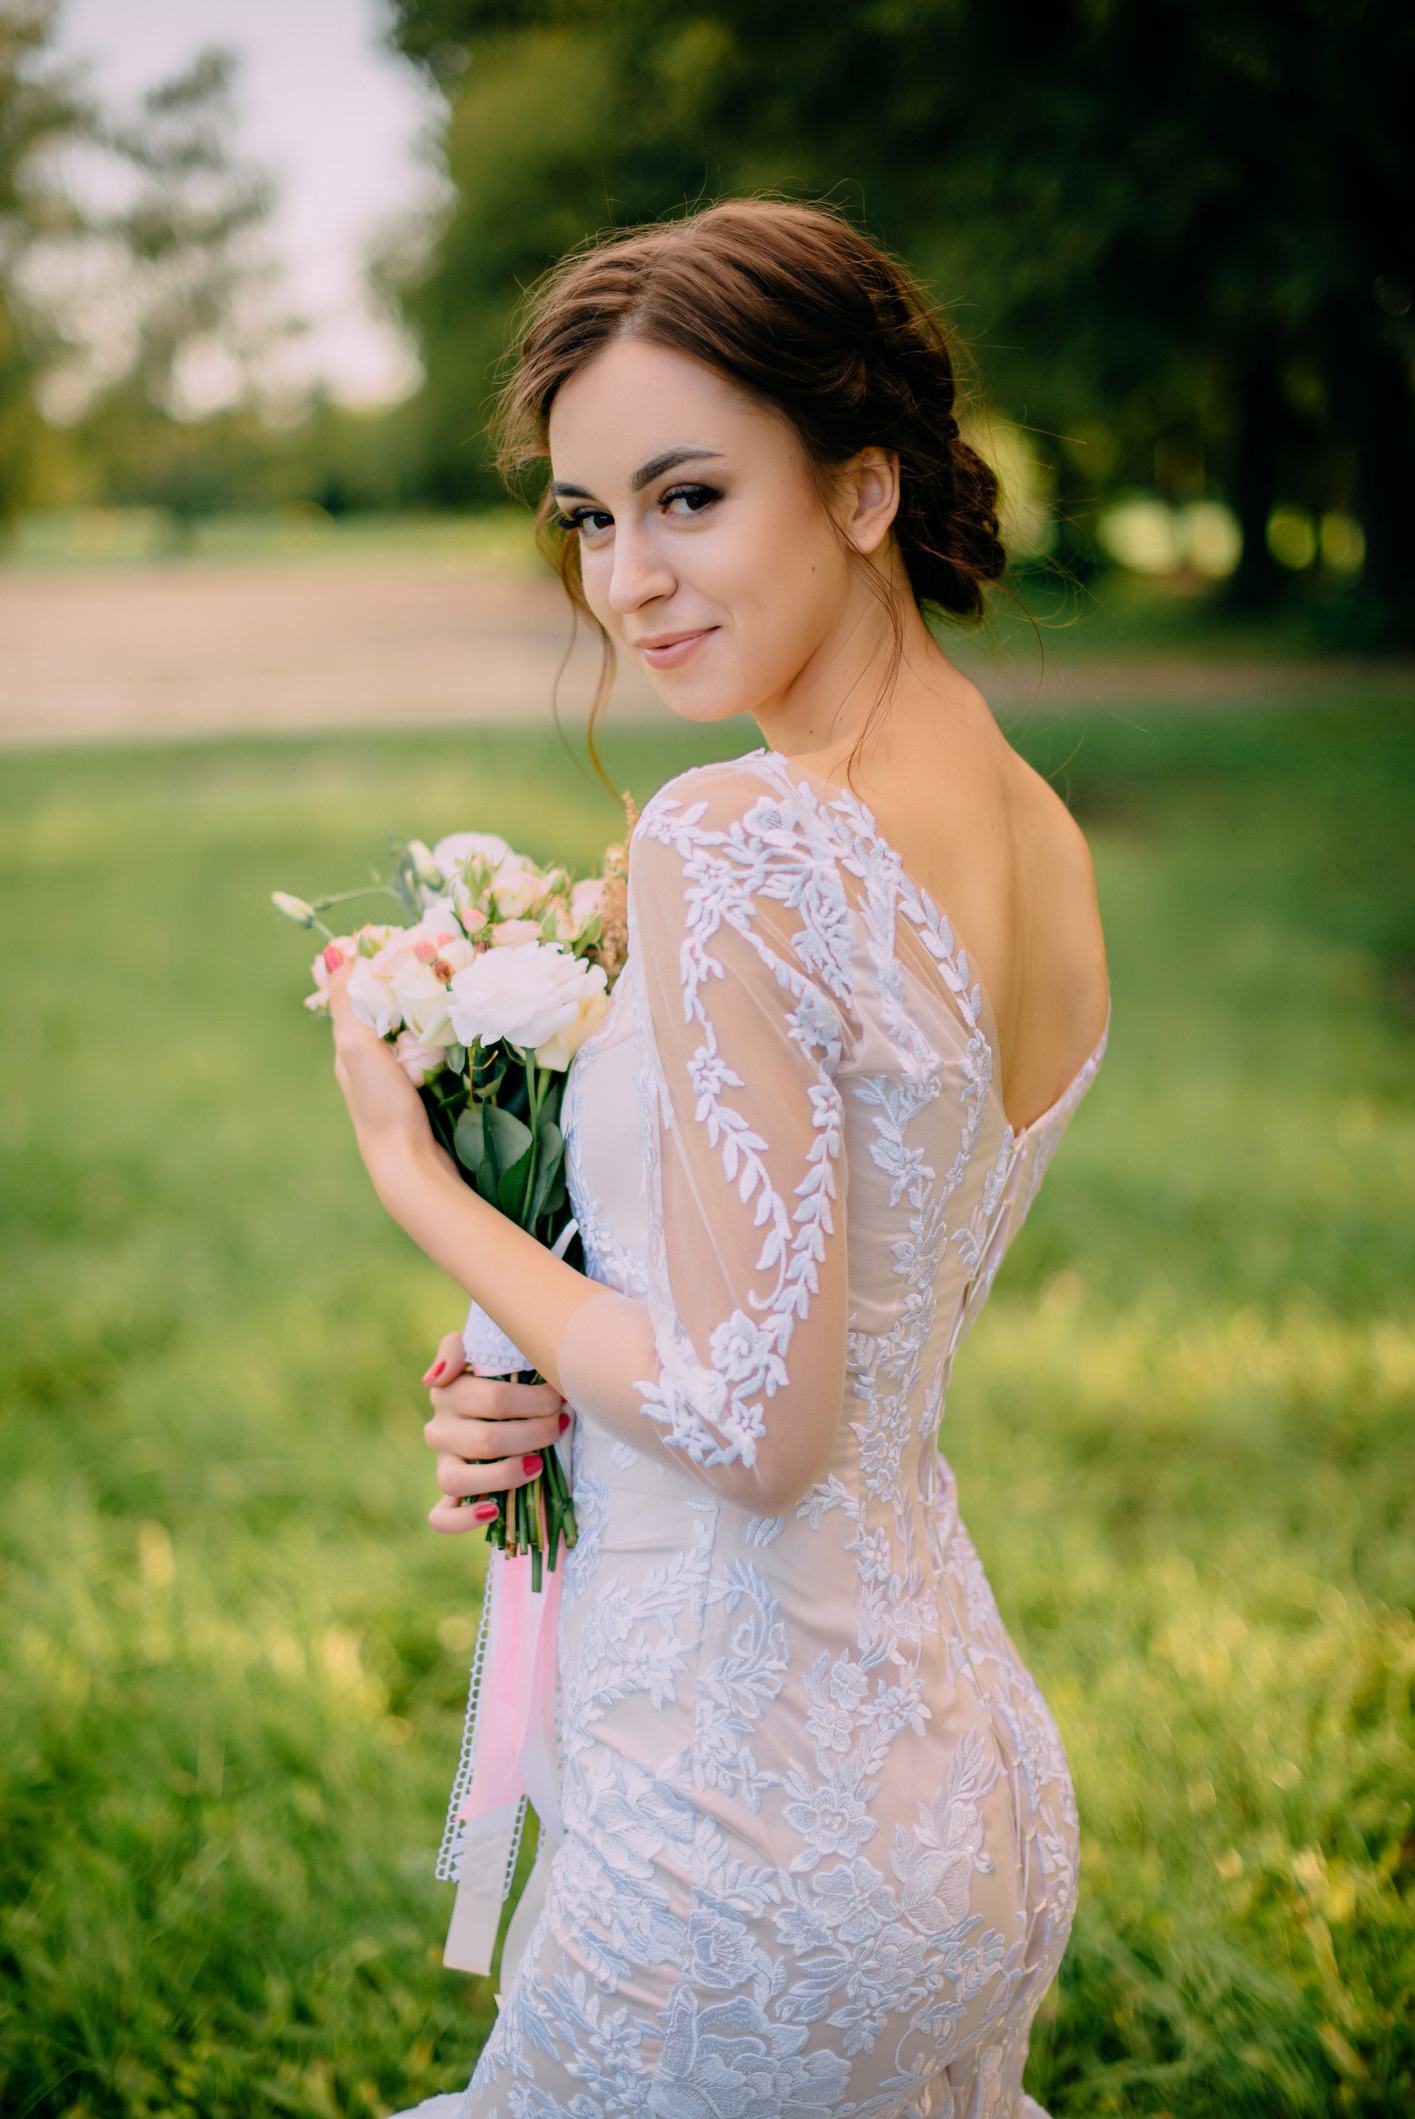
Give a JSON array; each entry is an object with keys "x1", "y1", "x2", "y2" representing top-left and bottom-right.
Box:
[{"x1": 553, "y1": 483, "x2": 722, "y2": 537}]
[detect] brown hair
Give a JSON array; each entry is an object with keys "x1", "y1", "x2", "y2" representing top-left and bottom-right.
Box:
[{"x1": 493, "y1": 197, "x2": 1006, "y2": 729}]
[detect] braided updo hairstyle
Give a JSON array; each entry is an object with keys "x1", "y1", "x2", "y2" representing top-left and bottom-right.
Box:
[{"x1": 494, "y1": 198, "x2": 1006, "y2": 707}]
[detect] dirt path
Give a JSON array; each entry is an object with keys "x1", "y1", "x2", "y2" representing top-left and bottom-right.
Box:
[{"x1": 2, "y1": 560, "x2": 1409, "y2": 746}]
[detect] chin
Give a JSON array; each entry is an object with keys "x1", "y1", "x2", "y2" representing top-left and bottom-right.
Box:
[
  {"x1": 643, "y1": 661, "x2": 766, "y2": 728},
  {"x1": 644, "y1": 672, "x2": 760, "y2": 727}
]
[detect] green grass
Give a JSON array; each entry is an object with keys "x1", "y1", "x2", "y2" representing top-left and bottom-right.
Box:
[{"x1": 1, "y1": 700, "x2": 1411, "y2": 2117}]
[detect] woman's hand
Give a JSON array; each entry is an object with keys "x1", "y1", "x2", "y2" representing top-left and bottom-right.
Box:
[
  {"x1": 421, "y1": 1329, "x2": 571, "y2": 1535},
  {"x1": 324, "y1": 948, "x2": 444, "y2": 1195}
]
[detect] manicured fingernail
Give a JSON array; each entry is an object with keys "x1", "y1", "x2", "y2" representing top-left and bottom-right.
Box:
[
  {"x1": 557, "y1": 1413, "x2": 571, "y2": 1433},
  {"x1": 522, "y1": 1455, "x2": 542, "y2": 1475},
  {"x1": 472, "y1": 1502, "x2": 499, "y2": 1522},
  {"x1": 323, "y1": 943, "x2": 344, "y2": 971},
  {"x1": 422, "y1": 1361, "x2": 446, "y2": 1385}
]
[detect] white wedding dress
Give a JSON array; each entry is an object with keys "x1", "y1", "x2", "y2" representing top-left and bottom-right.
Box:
[{"x1": 411, "y1": 753, "x2": 1105, "y2": 2119}]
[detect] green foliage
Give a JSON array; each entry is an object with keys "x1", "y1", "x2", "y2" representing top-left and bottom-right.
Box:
[
  {"x1": 1, "y1": 700, "x2": 1412, "y2": 2114},
  {"x1": 386, "y1": 0, "x2": 1415, "y2": 624},
  {"x1": 0, "y1": 2, "x2": 88, "y2": 519}
]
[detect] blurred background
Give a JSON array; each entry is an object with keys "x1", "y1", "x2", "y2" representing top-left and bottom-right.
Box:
[{"x1": 1, "y1": 4, "x2": 1412, "y2": 2117}]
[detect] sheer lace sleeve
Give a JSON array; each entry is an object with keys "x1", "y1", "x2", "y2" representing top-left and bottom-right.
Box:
[{"x1": 557, "y1": 765, "x2": 856, "y2": 1514}]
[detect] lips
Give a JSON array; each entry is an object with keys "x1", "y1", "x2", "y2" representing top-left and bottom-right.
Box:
[{"x1": 634, "y1": 627, "x2": 715, "y2": 670}]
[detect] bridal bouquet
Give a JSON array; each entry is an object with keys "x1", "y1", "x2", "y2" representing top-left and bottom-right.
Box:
[{"x1": 272, "y1": 806, "x2": 634, "y2": 1587}]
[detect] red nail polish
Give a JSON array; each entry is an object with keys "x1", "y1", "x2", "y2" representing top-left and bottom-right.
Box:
[
  {"x1": 472, "y1": 1501, "x2": 499, "y2": 1522},
  {"x1": 522, "y1": 1455, "x2": 542, "y2": 1475},
  {"x1": 323, "y1": 943, "x2": 344, "y2": 971},
  {"x1": 558, "y1": 1412, "x2": 571, "y2": 1433},
  {"x1": 423, "y1": 1360, "x2": 446, "y2": 1385}
]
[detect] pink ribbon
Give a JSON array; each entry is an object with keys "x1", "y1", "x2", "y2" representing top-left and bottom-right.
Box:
[{"x1": 457, "y1": 1549, "x2": 564, "y2": 1840}]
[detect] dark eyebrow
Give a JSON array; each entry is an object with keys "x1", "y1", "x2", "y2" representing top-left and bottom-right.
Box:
[
  {"x1": 629, "y1": 447, "x2": 723, "y2": 492},
  {"x1": 548, "y1": 448, "x2": 723, "y2": 504}
]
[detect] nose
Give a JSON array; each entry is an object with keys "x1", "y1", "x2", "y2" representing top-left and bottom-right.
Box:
[{"x1": 605, "y1": 516, "x2": 675, "y2": 616}]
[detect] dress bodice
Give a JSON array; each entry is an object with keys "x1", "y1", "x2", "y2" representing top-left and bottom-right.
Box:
[{"x1": 561, "y1": 749, "x2": 1105, "y2": 1516}]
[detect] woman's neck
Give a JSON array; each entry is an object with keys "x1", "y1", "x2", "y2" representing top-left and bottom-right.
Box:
[{"x1": 753, "y1": 573, "x2": 970, "y2": 783}]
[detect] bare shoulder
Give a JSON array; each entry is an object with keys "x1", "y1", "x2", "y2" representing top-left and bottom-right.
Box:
[
  {"x1": 1000, "y1": 738, "x2": 1110, "y2": 1041},
  {"x1": 1006, "y1": 742, "x2": 1100, "y2": 897}
]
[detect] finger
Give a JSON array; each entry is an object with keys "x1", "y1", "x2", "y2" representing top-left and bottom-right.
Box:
[
  {"x1": 434, "y1": 1450, "x2": 545, "y2": 1501},
  {"x1": 422, "y1": 1328, "x2": 468, "y2": 1390},
  {"x1": 428, "y1": 1376, "x2": 564, "y2": 1422},
  {"x1": 424, "y1": 1408, "x2": 569, "y2": 1459},
  {"x1": 430, "y1": 1493, "x2": 498, "y2": 1536},
  {"x1": 323, "y1": 954, "x2": 391, "y2": 1066}
]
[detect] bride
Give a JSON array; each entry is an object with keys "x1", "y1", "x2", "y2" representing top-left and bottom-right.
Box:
[{"x1": 326, "y1": 199, "x2": 1109, "y2": 2119}]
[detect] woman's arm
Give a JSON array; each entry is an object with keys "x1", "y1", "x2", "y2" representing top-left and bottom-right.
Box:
[{"x1": 556, "y1": 772, "x2": 854, "y2": 1515}]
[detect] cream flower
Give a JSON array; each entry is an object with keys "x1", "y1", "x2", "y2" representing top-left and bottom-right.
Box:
[
  {"x1": 491, "y1": 861, "x2": 549, "y2": 918},
  {"x1": 489, "y1": 918, "x2": 543, "y2": 949},
  {"x1": 534, "y1": 988, "x2": 609, "y2": 1070},
  {"x1": 394, "y1": 1029, "x2": 448, "y2": 1085},
  {"x1": 392, "y1": 934, "x2": 478, "y2": 1045},
  {"x1": 347, "y1": 953, "x2": 404, "y2": 1036},
  {"x1": 433, "y1": 831, "x2": 510, "y2": 878},
  {"x1": 570, "y1": 876, "x2": 605, "y2": 927},
  {"x1": 448, "y1": 940, "x2": 607, "y2": 1054},
  {"x1": 347, "y1": 912, "x2": 463, "y2": 1039}
]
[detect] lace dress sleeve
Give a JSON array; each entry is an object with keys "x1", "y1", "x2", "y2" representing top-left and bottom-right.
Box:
[{"x1": 556, "y1": 767, "x2": 855, "y2": 1515}]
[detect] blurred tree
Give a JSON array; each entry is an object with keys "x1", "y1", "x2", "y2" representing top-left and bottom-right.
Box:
[
  {"x1": 386, "y1": 0, "x2": 1415, "y2": 628},
  {"x1": 0, "y1": 1, "x2": 86, "y2": 521},
  {"x1": 57, "y1": 47, "x2": 299, "y2": 534}
]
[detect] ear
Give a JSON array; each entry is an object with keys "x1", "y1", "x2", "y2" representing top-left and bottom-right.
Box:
[{"x1": 840, "y1": 447, "x2": 900, "y2": 555}]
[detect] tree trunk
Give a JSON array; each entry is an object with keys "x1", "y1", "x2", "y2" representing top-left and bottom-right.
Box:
[
  {"x1": 1349, "y1": 339, "x2": 1415, "y2": 613},
  {"x1": 1226, "y1": 347, "x2": 1282, "y2": 609}
]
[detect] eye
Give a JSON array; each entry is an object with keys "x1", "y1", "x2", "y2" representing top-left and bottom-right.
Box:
[
  {"x1": 554, "y1": 506, "x2": 614, "y2": 542},
  {"x1": 661, "y1": 483, "x2": 721, "y2": 518}
]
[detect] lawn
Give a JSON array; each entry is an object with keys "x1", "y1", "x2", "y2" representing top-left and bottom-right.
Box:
[{"x1": 1, "y1": 697, "x2": 1411, "y2": 2118}]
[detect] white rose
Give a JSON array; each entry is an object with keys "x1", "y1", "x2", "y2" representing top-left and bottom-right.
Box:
[
  {"x1": 448, "y1": 941, "x2": 607, "y2": 1053},
  {"x1": 433, "y1": 831, "x2": 510, "y2": 877},
  {"x1": 347, "y1": 913, "x2": 462, "y2": 1039},
  {"x1": 490, "y1": 917, "x2": 545, "y2": 948},
  {"x1": 534, "y1": 988, "x2": 610, "y2": 1070},
  {"x1": 348, "y1": 953, "x2": 404, "y2": 1036},
  {"x1": 392, "y1": 934, "x2": 478, "y2": 1044},
  {"x1": 394, "y1": 1029, "x2": 448, "y2": 1085},
  {"x1": 491, "y1": 857, "x2": 553, "y2": 918}
]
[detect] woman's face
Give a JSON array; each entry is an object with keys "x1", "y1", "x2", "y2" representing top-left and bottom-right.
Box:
[{"x1": 546, "y1": 337, "x2": 892, "y2": 728}]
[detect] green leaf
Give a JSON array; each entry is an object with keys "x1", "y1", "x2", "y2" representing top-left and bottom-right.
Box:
[
  {"x1": 527, "y1": 1121, "x2": 565, "y2": 1228},
  {"x1": 498, "y1": 1144, "x2": 535, "y2": 1222},
  {"x1": 453, "y1": 1103, "x2": 486, "y2": 1175},
  {"x1": 540, "y1": 1169, "x2": 568, "y2": 1224},
  {"x1": 483, "y1": 1104, "x2": 533, "y2": 1175}
]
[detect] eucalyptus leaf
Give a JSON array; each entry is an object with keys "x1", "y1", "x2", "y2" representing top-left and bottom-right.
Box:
[
  {"x1": 527, "y1": 1121, "x2": 565, "y2": 1227},
  {"x1": 483, "y1": 1104, "x2": 533, "y2": 1173},
  {"x1": 498, "y1": 1145, "x2": 535, "y2": 1222},
  {"x1": 453, "y1": 1103, "x2": 486, "y2": 1174},
  {"x1": 541, "y1": 1169, "x2": 568, "y2": 1223}
]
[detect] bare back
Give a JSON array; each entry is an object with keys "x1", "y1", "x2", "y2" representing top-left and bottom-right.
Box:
[{"x1": 802, "y1": 661, "x2": 1108, "y2": 1133}]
